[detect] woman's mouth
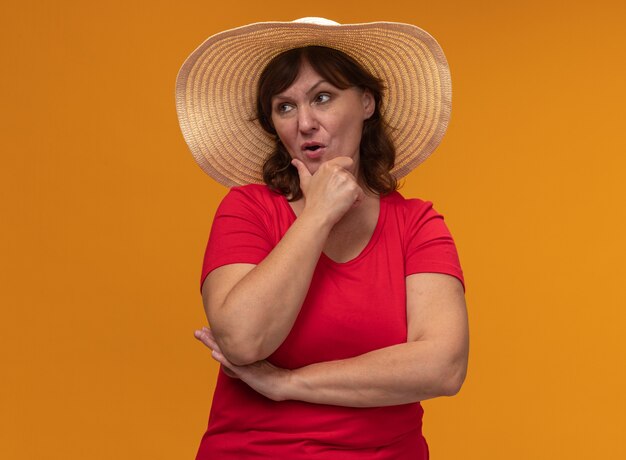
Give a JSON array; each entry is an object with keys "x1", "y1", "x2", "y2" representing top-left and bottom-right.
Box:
[{"x1": 302, "y1": 143, "x2": 326, "y2": 159}]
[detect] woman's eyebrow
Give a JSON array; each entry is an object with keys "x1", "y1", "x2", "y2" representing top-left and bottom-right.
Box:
[
  {"x1": 305, "y1": 80, "x2": 329, "y2": 95},
  {"x1": 273, "y1": 79, "x2": 329, "y2": 100}
]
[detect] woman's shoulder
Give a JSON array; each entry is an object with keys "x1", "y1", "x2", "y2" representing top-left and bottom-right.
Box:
[
  {"x1": 382, "y1": 190, "x2": 438, "y2": 218},
  {"x1": 228, "y1": 183, "x2": 277, "y2": 198},
  {"x1": 217, "y1": 184, "x2": 292, "y2": 225},
  {"x1": 222, "y1": 184, "x2": 285, "y2": 207}
]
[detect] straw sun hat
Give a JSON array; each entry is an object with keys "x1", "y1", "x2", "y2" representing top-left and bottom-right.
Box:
[{"x1": 176, "y1": 17, "x2": 451, "y2": 187}]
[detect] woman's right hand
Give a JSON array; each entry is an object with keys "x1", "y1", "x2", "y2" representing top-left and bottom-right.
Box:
[{"x1": 292, "y1": 157, "x2": 365, "y2": 226}]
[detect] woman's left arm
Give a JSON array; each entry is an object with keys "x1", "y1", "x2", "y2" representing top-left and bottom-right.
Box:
[{"x1": 195, "y1": 272, "x2": 469, "y2": 407}]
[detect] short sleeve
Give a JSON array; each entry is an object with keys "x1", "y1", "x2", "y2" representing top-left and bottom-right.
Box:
[
  {"x1": 200, "y1": 187, "x2": 274, "y2": 291},
  {"x1": 404, "y1": 200, "x2": 465, "y2": 291}
]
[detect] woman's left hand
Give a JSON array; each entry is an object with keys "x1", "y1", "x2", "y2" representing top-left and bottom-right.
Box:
[{"x1": 194, "y1": 327, "x2": 293, "y2": 402}]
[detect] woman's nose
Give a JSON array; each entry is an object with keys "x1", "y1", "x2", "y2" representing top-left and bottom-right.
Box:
[{"x1": 297, "y1": 106, "x2": 318, "y2": 133}]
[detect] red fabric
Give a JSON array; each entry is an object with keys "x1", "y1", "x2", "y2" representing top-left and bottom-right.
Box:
[{"x1": 196, "y1": 184, "x2": 464, "y2": 459}]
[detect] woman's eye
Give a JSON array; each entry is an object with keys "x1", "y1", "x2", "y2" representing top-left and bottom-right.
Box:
[
  {"x1": 315, "y1": 93, "x2": 331, "y2": 104},
  {"x1": 276, "y1": 103, "x2": 294, "y2": 114}
]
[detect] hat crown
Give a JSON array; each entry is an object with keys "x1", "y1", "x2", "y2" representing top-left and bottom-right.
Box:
[{"x1": 292, "y1": 17, "x2": 340, "y2": 26}]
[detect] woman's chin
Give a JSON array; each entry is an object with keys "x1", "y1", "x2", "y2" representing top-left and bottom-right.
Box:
[{"x1": 305, "y1": 163, "x2": 321, "y2": 175}]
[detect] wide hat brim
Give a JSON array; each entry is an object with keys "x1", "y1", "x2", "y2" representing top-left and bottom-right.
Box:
[{"x1": 176, "y1": 19, "x2": 452, "y2": 186}]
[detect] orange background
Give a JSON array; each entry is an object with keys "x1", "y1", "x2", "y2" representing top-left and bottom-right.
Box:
[{"x1": 2, "y1": 0, "x2": 625, "y2": 458}]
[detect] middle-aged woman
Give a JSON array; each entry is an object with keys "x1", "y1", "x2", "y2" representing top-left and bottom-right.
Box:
[{"x1": 176, "y1": 17, "x2": 469, "y2": 459}]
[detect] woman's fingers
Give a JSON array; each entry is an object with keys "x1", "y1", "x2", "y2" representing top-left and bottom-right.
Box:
[
  {"x1": 301, "y1": 157, "x2": 363, "y2": 224},
  {"x1": 210, "y1": 348, "x2": 241, "y2": 379},
  {"x1": 291, "y1": 159, "x2": 312, "y2": 193},
  {"x1": 221, "y1": 366, "x2": 239, "y2": 378},
  {"x1": 212, "y1": 350, "x2": 241, "y2": 379},
  {"x1": 193, "y1": 329, "x2": 208, "y2": 344},
  {"x1": 194, "y1": 327, "x2": 241, "y2": 378},
  {"x1": 193, "y1": 327, "x2": 289, "y2": 397},
  {"x1": 194, "y1": 328, "x2": 218, "y2": 350},
  {"x1": 326, "y1": 156, "x2": 354, "y2": 171},
  {"x1": 352, "y1": 182, "x2": 365, "y2": 208},
  {"x1": 194, "y1": 328, "x2": 225, "y2": 359},
  {"x1": 210, "y1": 348, "x2": 228, "y2": 365},
  {"x1": 291, "y1": 158, "x2": 310, "y2": 177}
]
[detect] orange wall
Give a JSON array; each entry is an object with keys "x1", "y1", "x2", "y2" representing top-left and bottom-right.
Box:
[{"x1": 2, "y1": 0, "x2": 625, "y2": 458}]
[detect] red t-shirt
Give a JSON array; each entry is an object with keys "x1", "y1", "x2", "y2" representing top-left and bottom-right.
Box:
[{"x1": 196, "y1": 184, "x2": 464, "y2": 459}]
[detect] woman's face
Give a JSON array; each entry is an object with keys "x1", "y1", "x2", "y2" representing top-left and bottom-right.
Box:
[{"x1": 270, "y1": 61, "x2": 375, "y2": 176}]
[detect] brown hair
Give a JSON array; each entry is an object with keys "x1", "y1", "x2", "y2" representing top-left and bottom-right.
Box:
[{"x1": 256, "y1": 46, "x2": 397, "y2": 201}]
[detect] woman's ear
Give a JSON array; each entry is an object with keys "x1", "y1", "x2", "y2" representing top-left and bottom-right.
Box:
[{"x1": 362, "y1": 90, "x2": 375, "y2": 120}]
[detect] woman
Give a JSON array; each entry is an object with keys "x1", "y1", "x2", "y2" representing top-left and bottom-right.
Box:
[{"x1": 176, "y1": 18, "x2": 468, "y2": 459}]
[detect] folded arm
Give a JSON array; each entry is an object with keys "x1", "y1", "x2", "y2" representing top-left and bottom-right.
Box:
[{"x1": 197, "y1": 272, "x2": 469, "y2": 406}]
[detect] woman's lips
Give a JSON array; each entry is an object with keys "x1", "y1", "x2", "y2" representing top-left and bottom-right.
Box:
[
  {"x1": 301, "y1": 142, "x2": 326, "y2": 159},
  {"x1": 304, "y1": 146, "x2": 326, "y2": 159}
]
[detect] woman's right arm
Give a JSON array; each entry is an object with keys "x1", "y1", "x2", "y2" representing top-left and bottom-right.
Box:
[{"x1": 203, "y1": 157, "x2": 362, "y2": 366}]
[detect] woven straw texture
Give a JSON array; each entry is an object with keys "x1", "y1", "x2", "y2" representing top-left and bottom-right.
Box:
[{"x1": 176, "y1": 20, "x2": 451, "y2": 186}]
